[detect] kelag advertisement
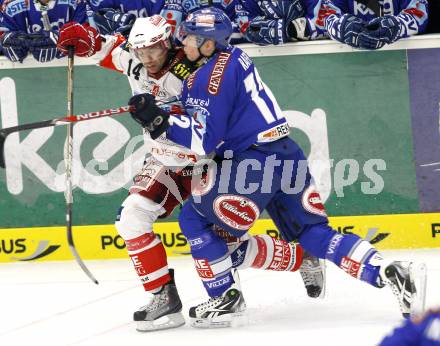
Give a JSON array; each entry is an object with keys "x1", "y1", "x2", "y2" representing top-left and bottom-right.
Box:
[{"x1": 0, "y1": 46, "x2": 439, "y2": 260}]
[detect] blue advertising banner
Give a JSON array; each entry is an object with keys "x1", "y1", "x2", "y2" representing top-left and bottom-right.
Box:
[{"x1": 408, "y1": 48, "x2": 440, "y2": 212}]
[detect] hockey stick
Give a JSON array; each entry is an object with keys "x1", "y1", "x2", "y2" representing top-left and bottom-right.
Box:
[
  {"x1": 0, "y1": 105, "x2": 133, "y2": 168},
  {"x1": 0, "y1": 96, "x2": 180, "y2": 168},
  {"x1": 65, "y1": 46, "x2": 99, "y2": 285}
]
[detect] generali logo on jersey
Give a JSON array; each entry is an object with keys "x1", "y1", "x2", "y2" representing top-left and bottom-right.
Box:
[
  {"x1": 213, "y1": 195, "x2": 260, "y2": 230},
  {"x1": 208, "y1": 52, "x2": 232, "y2": 95}
]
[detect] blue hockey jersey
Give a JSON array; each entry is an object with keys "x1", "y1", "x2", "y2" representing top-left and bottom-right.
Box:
[
  {"x1": 1, "y1": 0, "x2": 86, "y2": 33},
  {"x1": 88, "y1": 0, "x2": 164, "y2": 18},
  {"x1": 318, "y1": 0, "x2": 428, "y2": 37},
  {"x1": 379, "y1": 311, "x2": 440, "y2": 345},
  {"x1": 166, "y1": 46, "x2": 290, "y2": 156}
]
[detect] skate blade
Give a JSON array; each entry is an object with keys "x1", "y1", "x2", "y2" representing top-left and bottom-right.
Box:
[
  {"x1": 136, "y1": 312, "x2": 185, "y2": 332},
  {"x1": 190, "y1": 311, "x2": 248, "y2": 329},
  {"x1": 409, "y1": 262, "x2": 427, "y2": 317}
]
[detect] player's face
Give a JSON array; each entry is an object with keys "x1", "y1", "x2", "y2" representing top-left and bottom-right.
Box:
[
  {"x1": 182, "y1": 35, "x2": 204, "y2": 61},
  {"x1": 134, "y1": 42, "x2": 168, "y2": 74}
]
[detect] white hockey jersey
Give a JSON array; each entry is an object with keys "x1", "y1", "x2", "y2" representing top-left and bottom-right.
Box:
[{"x1": 93, "y1": 34, "x2": 202, "y2": 167}]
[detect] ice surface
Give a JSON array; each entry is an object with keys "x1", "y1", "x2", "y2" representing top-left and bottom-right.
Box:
[{"x1": 1, "y1": 249, "x2": 439, "y2": 346}]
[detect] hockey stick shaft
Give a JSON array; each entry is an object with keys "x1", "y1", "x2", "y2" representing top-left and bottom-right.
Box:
[
  {"x1": 0, "y1": 106, "x2": 133, "y2": 168},
  {"x1": 65, "y1": 46, "x2": 99, "y2": 285},
  {"x1": 0, "y1": 96, "x2": 180, "y2": 168}
]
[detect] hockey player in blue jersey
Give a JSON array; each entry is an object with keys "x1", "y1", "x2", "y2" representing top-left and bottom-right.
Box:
[
  {"x1": 319, "y1": 0, "x2": 428, "y2": 50},
  {"x1": 379, "y1": 308, "x2": 440, "y2": 345},
  {"x1": 89, "y1": 0, "x2": 164, "y2": 36},
  {"x1": 0, "y1": 0, "x2": 86, "y2": 63},
  {"x1": 128, "y1": 7, "x2": 426, "y2": 327}
]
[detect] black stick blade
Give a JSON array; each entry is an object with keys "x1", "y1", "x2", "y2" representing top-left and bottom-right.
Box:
[{"x1": 0, "y1": 130, "x2": 7, "y2": 169}]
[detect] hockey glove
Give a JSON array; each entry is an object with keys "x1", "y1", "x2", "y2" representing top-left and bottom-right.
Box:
[
  {"x1": 358, "y1": 16, "x2": 401, "y2": 50},
  {"x1": 245, "y1": 17, "x2": 288, "y2": 45},
  {"x1": 287, "y1": 17, "x2": 310, "y2": 40},
  {"x1": 128, "y1": 94, "x2": 170, "y2": 140},
  {"x1": 27, "y1": 30, "x2": 62, "y2": 63},
  {"x1": 326, "y1": 14, "x2": 366, "y2": 48},
  {"x1": 93, "y1": 8, "x2": 136, "y2": 37},
  {"x1": 258, "y1": 0, "x2": 305, "y2": 22},
  {"x1": 0, "y1": 31, "x2": 29, "y2": 63},
  {"x1": 57, "y1": 22, "x2": 102, "y2": 57}
]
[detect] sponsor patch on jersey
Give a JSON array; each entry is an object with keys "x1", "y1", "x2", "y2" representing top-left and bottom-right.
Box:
[
  {"x1": 206, "y1": 274, "x2": 230, "y2": 288},
  {"x1": 151, "y1": 146, "x2": 197, "y2": 163},
  {"x1": 208, "y1": 52, "x2": 232, "y2": 95},
  {"x1": 340, "y1": 256, "x2": 361, "y2": 279},
  {"x1": 257, "y1": 123, "x2": 290, "y2": 143},
  {"x1": 172, "y1": 61, "x2": 194, "y2": 80},
  {"x1": 195, "y1": 258, "x2": 214, "y2": 279},
  {"x1": 301, "y1": 186, "x2": 327, "y2": 217},
  {"x1": 327, "y1": 234, "x2": 343, "y2": 256},
  {"x1": 213, "y1": 195, "x2": 260, "y2": 230},
  {"x1": 268, "y1": 239, "x2": 293, "y2": 271}
]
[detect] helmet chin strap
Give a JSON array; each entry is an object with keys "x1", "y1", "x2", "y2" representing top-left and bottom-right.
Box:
[{"x1": 197, "y1": 38, "x2": 217, "y2": 60}]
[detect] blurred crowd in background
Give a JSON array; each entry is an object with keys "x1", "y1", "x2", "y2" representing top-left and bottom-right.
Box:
[{"x1": 0, "y1": 0, "x2": 438, "y2": 63}]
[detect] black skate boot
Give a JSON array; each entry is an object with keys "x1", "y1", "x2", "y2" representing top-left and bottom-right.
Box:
[
  {"x1": 381, "y1": 261, "x2": 427, "y2": 318},
  {"x1": 189, "y1": 279, "x2": 246, "y2": 328},
  {"x1": 299, "y1": 251, "x2": 326, "y2": 298},
  {"x1": 134, "y1": 268, "x2": 185, "y2": 331}
]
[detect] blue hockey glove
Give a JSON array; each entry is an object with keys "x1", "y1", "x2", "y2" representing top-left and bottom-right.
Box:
[
  {"x1": 27, "y1": 30, "x2": 62, "y2": 63},
  {"x1": 128, "y1": 94, "x2": 170, "y2": 140},
  {"x1": 327, "y1": 14, "x2": 366, "y2": 48},
  {"x1": 93, "y1": 8, "x2": 136, "y2": 37},
  {"x1": 258, "y1": 0, "x2": 305, "y2": 22},
  {"x1": 0, "y1": 31, "x2": 29, "y2": 63},
  {"x1": 358, "y1": 16, "x2": 401, "y2": 50},
  {"x1": 245, "y1": 17, "x2": 288, "y2": 45}
]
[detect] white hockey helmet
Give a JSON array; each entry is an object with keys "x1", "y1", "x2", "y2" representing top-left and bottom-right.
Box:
[{"x1": 128, "y1": 15, "x2": 172, "y2": 50}]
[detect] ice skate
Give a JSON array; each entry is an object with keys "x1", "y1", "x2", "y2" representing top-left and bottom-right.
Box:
[
  {"x1": 134, "y1": 269, "x2": 185, "y2": 331},
  {"x1": 381, "y1": 261, "x2": 427, "y2": 318},
  {"x1": 189, "y1": 275, "x2": 247, "y2": 329},
  {"x1": 299, "y1": 251, "x2": 326, "y2": 298}
]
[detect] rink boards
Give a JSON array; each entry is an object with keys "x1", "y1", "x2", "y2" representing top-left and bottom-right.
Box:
[
  {"x1": 2, "y1": 37, "x2": 440, "y2": 229},
  {"x1": 0, "y1": 213, "x2": 439, "y2": 262}
]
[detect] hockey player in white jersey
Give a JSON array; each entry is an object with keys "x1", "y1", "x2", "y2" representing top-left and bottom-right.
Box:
[{"x1": 56, "y1": 15, "x2": 324, "y2": 331}]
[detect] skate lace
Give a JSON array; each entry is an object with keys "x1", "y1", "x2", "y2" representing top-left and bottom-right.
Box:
[
  {"x1": 141, "y1": 291, "x2": 169, "y2": 313},
  {"x1": 387, "y1": 278, "x2": 409, "y2": 315},
  {"x1": 196, "y1": 296, "x2": 223, "y2": 312},
  {"x1": 300, "y1": 259, "x2": 322, "y2": 286},
  {"x1": 385, "y1": 274, "x2": 411, "y2": 314}
]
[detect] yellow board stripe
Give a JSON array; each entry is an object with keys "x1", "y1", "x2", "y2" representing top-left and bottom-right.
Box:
[{"x1": 0, "y1": 213, "x2": 439, "y2": 262}]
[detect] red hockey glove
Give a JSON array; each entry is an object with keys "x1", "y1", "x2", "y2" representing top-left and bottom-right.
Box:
[{"x1": 57, "y1": 22, "x2": 102, "y2": 57}]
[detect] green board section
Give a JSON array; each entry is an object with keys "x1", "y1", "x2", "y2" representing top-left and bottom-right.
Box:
[
  {"x1": 254, "y1": 50, "x2": 418, "y2": 216},
  {"x1": 0, "y1": 50, "x2": 418, "y2": 228}
]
